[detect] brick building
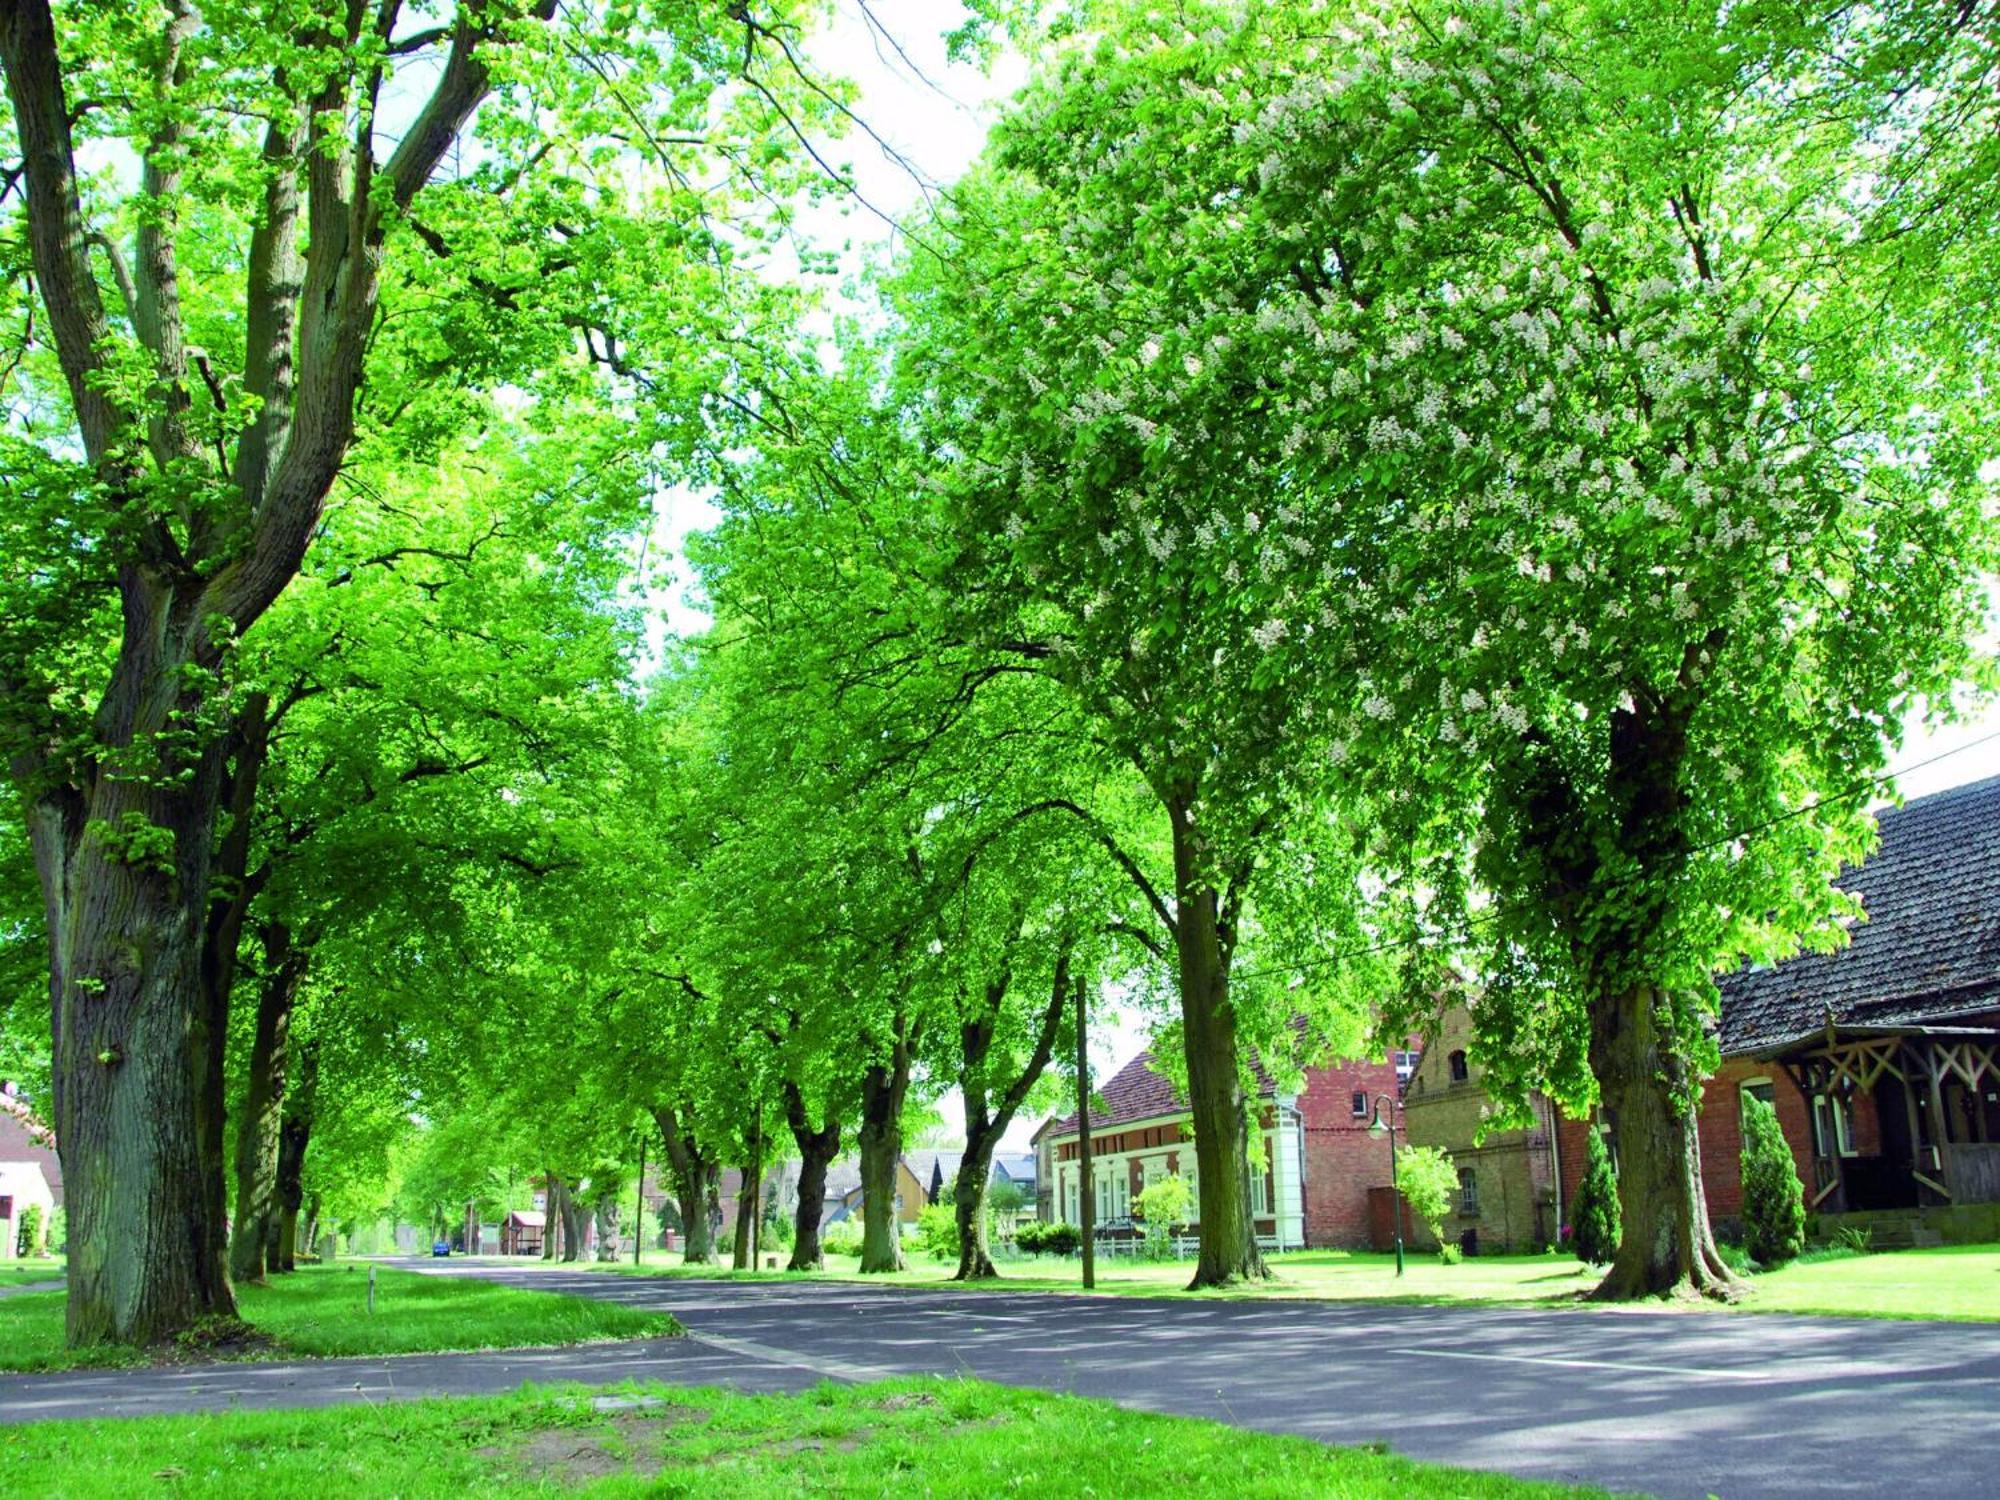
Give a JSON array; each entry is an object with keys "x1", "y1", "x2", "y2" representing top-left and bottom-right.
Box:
[
  {"x1": 1416, "y1": 776, "x2": 2000, "y2": 1249},
  {"x1": 1037, "y1": 1032, "x2": 1414, "y2": 1250},
  {"x1": 1400, "y1": 1007, "x2": 1563, "y2": 1254}
]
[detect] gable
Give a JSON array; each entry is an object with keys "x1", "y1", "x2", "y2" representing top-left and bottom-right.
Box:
[{"x1": 1722, "y1": 776, "x2": 2000, "y2": 1054}]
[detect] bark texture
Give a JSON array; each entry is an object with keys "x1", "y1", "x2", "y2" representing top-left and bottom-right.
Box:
[
  {"x1": 653, "y1": 1105, "x2": 720, "y2": 1265},
  {"x1": 784, "y1": 1084, "x2": 840, "y2": 1272},
  {"x1": 1590, "y1": 983, "x2": 1743, "y2": 1300},
  {"x1": 593, "y1": 1196, "x2": 620, "y2": 1261},
  {"x1": 272, "y1": 1039, "x2": 316, "y2": 1274},
  {"x1": 229, "y1": 923, "x2": 303, "y2": 1282},
  {"x1": 857, "y1": 1046, "x2": 913, "y2": 1274},
  {"x1": 1169, "y1": 800, "x2": 1267, "y2": 1288}
]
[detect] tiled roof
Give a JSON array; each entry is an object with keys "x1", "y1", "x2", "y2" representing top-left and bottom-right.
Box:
[
  {"x1": 1721, "y1": 775, "x2": 2000, "y2": 1054},
  {"x1": 1046, "y1": 1040, "x2": 1291, "y2": 1138}
]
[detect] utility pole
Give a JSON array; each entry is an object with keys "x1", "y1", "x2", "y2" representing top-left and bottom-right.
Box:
[
  {"x1": 1075, "y1": 974, "x2": 1095, "y2": 1291},
  {"x1": 634, "y1": 1127, "x2": 646, "y2": 1268}
]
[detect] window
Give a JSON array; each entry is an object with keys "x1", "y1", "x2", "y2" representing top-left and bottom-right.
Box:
[
  {"x1": 0, "y1": 1195, "x2": 11, "y2": 1222},
  {"x1": 1813, "y1": 1093, "x2": 1856, "y2": 1158},
  {"x1": 1739, "y1": 1078, "x2": 1776, "y2": 1131},
  {"x1": 1457, "y1": 1167, "x2": 1480, "y2": 1216},
  {"x1": 1448, "y1": 1050, "x2": 1470, "y2": 1084},
  {"x1": 1252, "y1": 1169, "x2": 1268, "y2": 1215},
  {"x1": 1394, "y1": 1049, "x2": 1420, "y2": 1087},
  {"x1": 1351, "y1": 1091, "x2": 1369, "y2": 1119}
]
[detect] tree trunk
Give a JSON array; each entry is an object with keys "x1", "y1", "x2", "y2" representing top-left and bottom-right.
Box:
[
  {"x1": 1169, "y1": 798, "x2": 1268, "y2": 1288},
  {"x1": 593, "y1": 1196, "x2": 619, "y2": 1261},
  {"x1": 272, "y1": 1040, "x2": 315, "y2": 1273},
  {"x1": 29, "y1": 726, "x2": 240, "y2": 1345},
  {"x1": 541, "y1": 1175, "x2": 561, "y2": 1261},
  {"x1": 299, "y1": 1192, "x2": 321, "y2": 1266},
  {"x1": 784, "y1": 1084, "x2": 840, "y2": 1271},
  {"x1": 1076, "y1": 972, "x2": 1095, "y2": 1290},
  {"x1": 1589, "y1": 982, "x2": 1744, "y2": 1301},
  {"x1": 857, "y1": 1056, "x2": 910, "y2": 1274},
  {"x1": 653, "y1": 1106, "x2": 718, "y2": 1265},
  {"x1": 559, "y1": 1181, "x2": 583, "y2": 1263},
  {"x1": 229, "y1": 923, "x2": 302, "y2": 1283},
  {"x1": 731, "y1": 1162, "x2": 755, "y2": 1270},
  {"x1": 953, "y1": 942, "x2": 1070, "y2": 1282}
]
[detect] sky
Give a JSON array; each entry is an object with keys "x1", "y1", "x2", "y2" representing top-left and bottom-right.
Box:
[{"x1": 648, "y1": 2, "x2": 2000, "y2": 1153}]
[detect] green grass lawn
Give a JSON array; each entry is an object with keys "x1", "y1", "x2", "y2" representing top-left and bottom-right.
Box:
[
  {"x1": 0, "y1": 1257, "x2": 64, "y2": 1289},
  {"x1": 0, "y1": 1376, "x2": 1608, "y2": 1499},
  {"x1": 593, "y1": 1242, "x2": 2000, "y2": 1321},
  {"x1": 0, "y1": 1263, "x2": 676, "y2": 1373}
]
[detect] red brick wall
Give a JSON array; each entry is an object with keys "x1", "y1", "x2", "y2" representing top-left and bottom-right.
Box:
[
  {"x1": 1699, "y1": 1061, "x2": 1816, "y2": 1218},
  {"x1": 1298, "y1": 1052, "x2": 1405, "y2": 1248},
  {"x1": 1552, "y1": 1064, "x2": 1821, "y2": 1231}
]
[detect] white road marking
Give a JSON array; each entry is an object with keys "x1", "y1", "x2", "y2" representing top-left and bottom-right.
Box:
[{"x1": 1400, "y1": 1345, "x2": 1894, "y2": 1383}]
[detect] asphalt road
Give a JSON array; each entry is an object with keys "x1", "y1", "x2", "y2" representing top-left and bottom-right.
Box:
[{"x1": 5, "y1": 1260, "x2": 1997, "y2": 1499}]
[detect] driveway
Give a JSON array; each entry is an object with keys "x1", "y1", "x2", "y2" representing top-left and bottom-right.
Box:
[{"x1": 5, "y1": 1260, "x2": 1996, "y2": 1499}]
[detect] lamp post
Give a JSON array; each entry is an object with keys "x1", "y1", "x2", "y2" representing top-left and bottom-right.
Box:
[{"x1": 1369, "y1": 1093, "x2": 1405, "y2": 1278}]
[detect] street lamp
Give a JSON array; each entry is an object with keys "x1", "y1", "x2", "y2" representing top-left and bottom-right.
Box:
[{"x1": 1368, "y1": 1093, "x2": 1405, "y2": 1277}]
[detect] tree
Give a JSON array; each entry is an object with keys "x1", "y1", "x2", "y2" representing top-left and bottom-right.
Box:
[
  {"x1": 1571, "y1": 1130, "x2": 1621, "y2": 1269},
  {"x1": 0, "y1": 0, "x2": 838, "y2": 1347},
  {"x1": 1209, "y1": 0, "x2": 1997, "y2": 1299},
  {"x1": 1394, "y1": 1147, "x2": 1460, "y2": 1254},
  {"x1": 1740, "y1": 1095, "x2": 1805, "y2": 1267},
  {"x1": 885, "y1": 14, "x2": 1402, "y2": 1288}
]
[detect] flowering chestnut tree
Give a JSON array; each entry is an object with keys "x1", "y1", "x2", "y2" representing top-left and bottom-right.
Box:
[
  {"x1": 1231, "y1": 0, "x2": 1996, "y2": 1297},
  {"x1": 892, "y1": 14, "x2": 1401, "y2": 1287}
]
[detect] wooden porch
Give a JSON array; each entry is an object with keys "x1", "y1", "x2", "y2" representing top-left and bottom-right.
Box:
[{"x1": 1771, "y1": 1021, "x2": 2000, "y2": 1215}]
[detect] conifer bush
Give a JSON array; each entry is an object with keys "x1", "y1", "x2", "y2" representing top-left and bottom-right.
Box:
[
  {"x1": 1570, "y1": 1128, "x2": 1621, "y2": 1266},
  {"x1": 1740, "y1": 1093, "x2": 1806, "y2": 1265}
]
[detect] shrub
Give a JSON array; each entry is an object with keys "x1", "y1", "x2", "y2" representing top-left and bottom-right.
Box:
[
  {"x1": 1393, "y1": 1146, "x2": 1458, "y2": 1248},
  {"x1": 1437, "y1": 1242, "x2": 1463, "y2": 1266},
  {"x1": 1133, "y1": 1174, "x2": 1194, "y2": 1259},
  {"x1": 15, "y1": 1203, "x2": 45, "y2": 1259},
  {"x1": 1740, "y1": 1093, "x2": 1806, "y2": 1266},
  {"x1": 914, "y1": 1203, "x2": 960, "y2": 1261},
  {"x1": 820, "y1": 1219, "x2": 864, "y2": 1257},
  {"x1": 1570, "y1": 1127, "x2": 1621, "y2": 1266},
  {"x1": 1016, "y1": 1220, "x2": 1081, "y2": 1256}
]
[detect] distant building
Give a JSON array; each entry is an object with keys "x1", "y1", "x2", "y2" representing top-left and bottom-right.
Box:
[
  {"x1": 1407, "y1": 776, "x2": 2000, "y2": 1251},
  {"x1": 1036, "y1": 1030, "x2": 1410, "y2": 1251},
  {"x1": 0, "y1": 1083, "x2": 59, "y2": 1260}
]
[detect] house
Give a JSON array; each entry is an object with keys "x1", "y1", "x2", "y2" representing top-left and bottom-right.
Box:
[
  {"x1": 1029, "y1": 1118, "x2": 1062, "y2": 1222},
  {"x1": 1408, "y1": 776, "x2": 2000, "y2": 1249},
  {"x1": 1037, "y1": 1030, "x2": 1412, "y2": 1250},
  {"x1": 903, "y1": 1150, "x2": 963, "y2": 1207},
  {"x1": 990, "y1": 1151, "x2": 1037, "y2": 1211},
  {"x1": 0, "y1": 1083, "x2": 60, "y2": 1261},
  {"x1": 820, "y1": 1155, "x2": 928, "y2": 1227},
  {"x1": 499, "y1": 1210, "x2": 545, "y2": 1255},
  {"x1": 1399, "y1": 1008, "x2": 1562, "y2": 1253}
]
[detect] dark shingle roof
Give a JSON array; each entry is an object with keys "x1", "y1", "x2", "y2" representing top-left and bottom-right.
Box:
[{"x1": 1721, "y1": 775, "x2": 2000, "y2": 1054}]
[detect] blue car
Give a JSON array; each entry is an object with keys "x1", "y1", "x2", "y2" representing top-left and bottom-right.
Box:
[{"x1": 431, "y1": 1240, "x2": 451, "y2": 1257}]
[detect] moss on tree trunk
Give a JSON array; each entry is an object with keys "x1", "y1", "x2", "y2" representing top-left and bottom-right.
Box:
[{"x1": 1589, "y1": 982, "x2": 1743, "y2": 1301}]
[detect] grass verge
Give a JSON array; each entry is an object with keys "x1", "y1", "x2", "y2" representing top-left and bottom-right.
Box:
[
  {"x1": 0, "y1": 1376, "x2": 1610, "y2": 1499},
  {"x1": 0, "y1": 1264, "x2": 676, "y2": 1373},
  {"x1": 585, "y1": 1242, "x2": 2000, "y2": 1321},
  {"x1": 0, "y1": 1259, "x2": 64, "y2": 1290}
]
